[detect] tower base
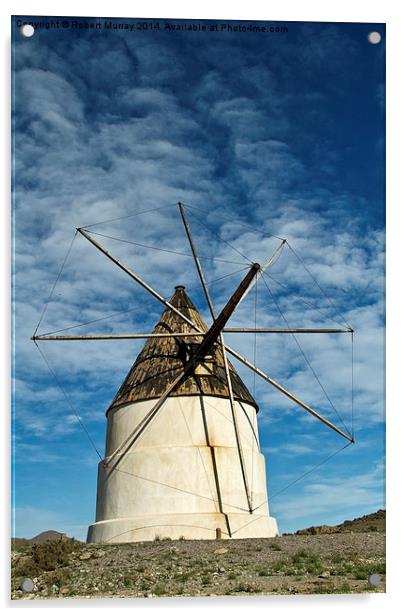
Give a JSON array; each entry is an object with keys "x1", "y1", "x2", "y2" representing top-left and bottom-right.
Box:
[{"x1": 87, "y1": 512, "x2": 279, "y2": 543}]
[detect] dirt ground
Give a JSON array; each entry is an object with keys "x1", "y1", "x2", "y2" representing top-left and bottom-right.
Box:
[{"x1": 11, "y1": 531, "x2": 385, "y2": 600}]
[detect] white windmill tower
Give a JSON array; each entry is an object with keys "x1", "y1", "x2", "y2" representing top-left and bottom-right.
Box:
[
  {"x1": 87, "y1": 280, "x2": 278, "y2": 542},
  {"x1": 33, "y1": 203, "x2": 354, "y2": 543}
]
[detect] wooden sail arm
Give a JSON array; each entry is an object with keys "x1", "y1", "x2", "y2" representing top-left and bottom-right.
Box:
[
  {"x1": 224, "y1": 343, "x2": 354, "y2": 443},
  {"x1": 178, "y1": 202, "x2": 286, "y2": 314},
  {"x1": 106, "y1": 364, "x2": 189, "y2": 467},
  {"x1": 237, "y1": 239, "x2": 286, "y2": 307},
  {"x1": 32, "y1": 333, "x2": 206, "y2": 341},
  {"x1": 76, "y1": 227, "x2": 201, "y2": 333},
  {"x1": 178, "y1": 202, "x2": 216, "y2": 320},
  {"x1": 177, "y1": 202, "x2": 253, "y2": 512},
  {"x1": 32, "y1": 327, "x2": 353, "y2": 340},
  {"x1": 224, "y1": 327, "x2": 354, "y2": 334}
]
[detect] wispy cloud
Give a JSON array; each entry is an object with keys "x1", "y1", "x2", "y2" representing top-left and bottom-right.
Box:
[{"x1": 271, "y1": 458, "x2": 385, "y2": 532}]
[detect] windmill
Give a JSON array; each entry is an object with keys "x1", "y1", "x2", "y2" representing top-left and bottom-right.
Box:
[{"x1": 32, "y1": 202, "x2": 354, "y2": 542}]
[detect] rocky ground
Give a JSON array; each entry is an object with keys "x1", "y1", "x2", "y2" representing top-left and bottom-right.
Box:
[{"x1": 11, "y1": 520, "x2": 385, "y2": 599}]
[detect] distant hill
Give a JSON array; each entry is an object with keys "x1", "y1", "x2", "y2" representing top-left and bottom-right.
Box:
[
  {"x1": 12, "y1": 530, "x2": 79, "y2": 547},
  {"x1": 292, "y1": 510, "x2": 385, "y2": 535},
  {"x1": 29, "y1": 530, "x2": 68, "y2": 543}
]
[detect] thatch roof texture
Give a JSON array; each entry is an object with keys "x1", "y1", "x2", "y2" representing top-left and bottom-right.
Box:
[{"x1": 108, "y1": 286, "x2": 258, "y2": 412}]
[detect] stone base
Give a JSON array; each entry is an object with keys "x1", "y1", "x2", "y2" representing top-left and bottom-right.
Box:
[{"x1": 87, "y1": 512, "x2": 279, "y2": 543}]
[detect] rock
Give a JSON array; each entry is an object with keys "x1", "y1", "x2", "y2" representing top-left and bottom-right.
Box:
[
  {"x1": 93, "y1": 550, "x2": 106, "y2": 559},
  {"x1": 213, "y1": 548, "x2": 228, "y2": 555},
  {"x1": 318, "y1": 571, "x2": 330, "y2": 579},
  {"x1": 60, "y1": 587, "x2": 70, "y2": 595},
  {"x1": 79, "y1": 552, "x2": 92, "y2": 560},
  {"x1": 218, "y1": 567, "x2": 226, "y2": 573},
  {"x1": 51, "y1": 584, "x2": 59, "y2": 593}
]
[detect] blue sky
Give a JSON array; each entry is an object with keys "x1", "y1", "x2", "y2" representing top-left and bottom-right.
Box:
[{"x1": 12, "y1": 16, "x2": 385, "y2": 539}]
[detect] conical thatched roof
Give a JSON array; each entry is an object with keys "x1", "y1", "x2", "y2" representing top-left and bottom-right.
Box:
[{"x1": 108, "y1": 286, "x2": 258, "y2": 412}]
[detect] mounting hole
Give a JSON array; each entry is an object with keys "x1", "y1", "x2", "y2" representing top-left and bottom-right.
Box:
[
  {"x1": 20, "y1": 578, "x2": 34, "y2": 592},
  {"x1": 368, "y1": 573, "x2": 380, "y2": 587},
  {"x1": 21, "y1": 24, "x2": 35, "y2": 38},
  {"x1": 367, "y1": 31, "x2": 381, "y2": 45}
]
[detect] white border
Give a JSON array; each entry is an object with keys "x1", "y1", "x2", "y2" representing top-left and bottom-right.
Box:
[{"x1": 2, "y1": 1, "x2": 401, "y2": 613}]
